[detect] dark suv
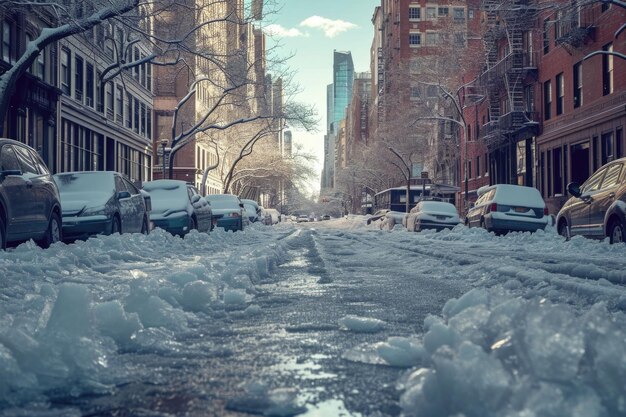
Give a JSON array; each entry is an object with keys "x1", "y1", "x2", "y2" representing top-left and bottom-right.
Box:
[
  {"x1": 556, "y1": 157, "x2": 626, "y2": 244},
  {"x1": 0, "y1": 138, "x2": 62, "y2": 249}
]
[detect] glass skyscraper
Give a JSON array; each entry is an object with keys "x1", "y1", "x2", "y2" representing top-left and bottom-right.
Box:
[{"x1": 332, "y1": 50, "x2": 354, "y2": 131}]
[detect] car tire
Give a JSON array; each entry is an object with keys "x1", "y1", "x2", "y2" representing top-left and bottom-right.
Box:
[
  {"x1": 480, "y1": 218, "x2": 489, "y2": 232},
  {"x1": 111, "y1": 216, "x2": 121, "y2": 235},
  {"x1": 0, "y1": 216, "x2": 6, "y2": 250},
  {"x1": 40, "y1": 211, "x2": 62, "y2": 248},
  {"x1": 141, "y1": 216, "x2": 150, "y2": 235},
  {"x1": 189, "y1": 216, "x2": 197, "y2": 231},
  {"x1": 558, "y1": 220, "x2": 570, "y2": 241},
  {"x1": 608, "y1": 219, "x2": 626, "y2": 244}
]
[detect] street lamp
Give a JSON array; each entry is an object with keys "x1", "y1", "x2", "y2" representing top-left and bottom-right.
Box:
[{"x1": 160, "y1": 138, "x2": 168, "y2": 179}]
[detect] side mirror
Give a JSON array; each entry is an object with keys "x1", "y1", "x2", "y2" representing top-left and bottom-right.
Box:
[
  {"x1": 191, "y1": 194, "x2": 201, "y2": 203},
  {"x1": 117, "y1": 191, "x2": 131, "y2": 199},
  {"x1": 567, "y1": 182, "x2": 581, "y2": 198},
  {"x1": 239, "y1": 203, "x2": 244, "y2": 208}
]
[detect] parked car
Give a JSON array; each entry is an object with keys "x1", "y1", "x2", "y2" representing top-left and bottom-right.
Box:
[
  {"x1": 406, "y1": 201, "x2": 461, "y2": 232},
  {"x1": 465, "y1": 184, "x2": 550, "y2": 234},
  {"x1": 0, "y1": 138, "x2": 62, "y2": 249},
  {"x1": 296, "y1": 214, "x2": 309, "y2": 223},
  {"x1": 53, "y1": 171, "x2": 150, "y2": 241},
  {"x1": 142, "y1": 180, "x2": 213, "y2": 236},
  {"x1": 264, "y1": 208, "x2": 281, "y2": 225},
  {"x1": 322, "y1": 214, "x2": 331, "y2": 221},
  {"x1": 259, "y1": 206, "x2": 272, "y2": 225},
  {"x1": 241, "y1": 199, "x2": 261, "y2": 223},
  {"x1": 366, "y1": 209, "x2": 390, "y2": 225},
  {"x1": 556, "y1": 157, "x2": 626, "y2": 244},
  {"x1": 205, "y1": 194, "x2": 245, "y2": 231},
  {"x1": 380, "y1": 211, "x2": 407, "y2": 230}
]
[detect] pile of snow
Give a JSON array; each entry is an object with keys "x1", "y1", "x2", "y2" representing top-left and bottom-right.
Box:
[
  {"x1": 339, "y1": 315, "x2": 387, "y2": 333},
  {"x1": 371, "y1": 288, "x2": 626, "y2": 417},
  {"x1": 0, "y1": 226, "x2": 292, "y2": 407}
]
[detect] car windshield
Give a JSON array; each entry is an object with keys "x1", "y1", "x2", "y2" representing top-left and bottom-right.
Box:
[
  {"x1": 494, "y1": 185, "x2": 544, "y2": 207},
  {"x1": 419, "y1": 201, "x2": 457, "y2": 214},
  {"x1": 142, "y1": 181, "x2": 188, "y2": 211},
  {"x1": 207, "y1": 195, "x2": 239, "y2": 209},
  {"x1": 54, "y1": 172, "x2": 114, "y2": 193}
]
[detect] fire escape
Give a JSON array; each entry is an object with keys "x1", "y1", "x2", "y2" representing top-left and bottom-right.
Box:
[{"x1": 479, "y1": 0, "x2": 539, "y2": 153}]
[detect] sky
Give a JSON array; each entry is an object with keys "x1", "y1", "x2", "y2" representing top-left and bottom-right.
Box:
[
  {"x1": 2, "y1": 218, "x2": 626, "y2": 415},
  {"x1": 262, "y1": 0, "x2": 380, "y2": 196}
]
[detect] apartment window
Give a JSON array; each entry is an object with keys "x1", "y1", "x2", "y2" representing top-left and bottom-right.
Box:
[
  {"x1": 134, "y1": 48, "x2": 140, "y2": 80},
  {"x1": 453, "y1": 8, "x2": 465, "y2": 20},
  {"x1": 602, "y1": 132, "x2": 614, "y2": 164},
  {"x1": 573, "y1": 62, "x2": 583, "y2": 108},
  {"x1": 468, "y1": 9, "x2": 474, "y2": 19},
  {"x1": 86, "y1": 63, "x2": 94, "y2": 108},
  {"x1": 426, "y1": 32, "x2": 438, "y2": 45},
  {"x1": 409, "y1": 32, "x2": 421, "y2": 47},
  {"x1": 36, "y1": 46, "x2": 46, "y2": 80},
  {"x1": 468, "y1": 161, "x2": 472, "y2": 179},
  {"x1": 96, "y1": 70, "x2": 103, "y2": 113},
  {"x1": 543, "y1": 80, "x2": 552, "y2": 120},
  {"x1": 74, "y1": 55, "x2": 84, "y2": 102},
  {"x1": 555, "y1": 10, "x2": 564, "y2": 39},
  {"x1": 602, "y1": 43, "x2": 613, "y2": 96},
  {"x1": 134, "y1": 97, "x2": 139, "y2": 133},
  {"x1": 617, "y1": 128, "x2": 623, "y2": 159},
  {"x1": 410, "y1": 86, "x2": 420, "y2": 100},
  {"x1": 476, "y1": 156, "x2": 481, "y2": 176},
  {"x1": 454, "y1": 32, "x2": 465, "y2": 46},
  {"x1": 426, "y1": 7, "x2": 437, "y2": 18},
  {"x1": 409, "y1": 6, "x2": 421, "y2": 20},
  {"x1": 2, "y1": 20, "x2": 12, "y2": 63},
  {"x1": 126, "y1": 93, "x2": 132, "y2": 128},
  {"x1": 147, "y1": 106, "x2": 152, "y2": 139},
  {"x1": 106, "y1": 83, "x2": 114, "y2": 119},
  {"x1": 556, "y1": 73, "x2": 564, "y2": 116},
  {"x1": 147, "y1": 63, "x2": 152, "y2": 91},
  {"x1": 140, "y1": 102, "x2": 146, "y2": 136},
  {"x1": 61, "y1": 48, "x2": 71, "y2": 95},
  {"x1": 438, "y1": 7, "x2": 449, "y2": 16},
  {"x1": 484, "y1": 153, "x2": 489, "y2": 175},
  {"x1": 116, "y1": 86, "x2": 123, "y2": 123},
  {"x1": 543, "y1": 18, "x2": 550, "y2": 54},
  {"x1": 524, "y1": 85, "x2": 534, "y2": 112}
]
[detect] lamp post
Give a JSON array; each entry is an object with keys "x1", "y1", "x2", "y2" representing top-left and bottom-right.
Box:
[{"x1": 160, "y1": 138, "x2": 168, "y2": 179}]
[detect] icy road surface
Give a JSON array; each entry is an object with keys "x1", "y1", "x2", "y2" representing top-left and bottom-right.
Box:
[{"x1": 1, "y1": 217, "x2": 626, "y2": 417}]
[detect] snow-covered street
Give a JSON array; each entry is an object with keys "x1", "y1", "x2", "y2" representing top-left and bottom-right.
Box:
[{"x1": 1, "y1": 219, "x2": 626, "y2": 417}]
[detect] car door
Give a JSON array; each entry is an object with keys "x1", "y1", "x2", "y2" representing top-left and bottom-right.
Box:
[
  {"x1": 0, "y1": 144, "x2": 32, "y2": 238},
  {"x1": 587, "y1": 162, "x2": 623, "y2": 238},
  {"x1": 122, "y1": 177, "x2": 144, "y2": 232},
  {"x1": 114, "y1": 175, "x2": 134, "y2": 232},
  {"x1": 570, "y1": 166, "x2": 607, "y2": 236},
  {"x1": 13, "y1": 144, "x2": 46, "y2": 233}
]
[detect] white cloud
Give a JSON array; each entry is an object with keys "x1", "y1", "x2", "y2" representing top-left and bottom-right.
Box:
[
  {"x1": 300, "y1": 16, "x2": 358, "y2": 38},
  {"x1": 263, "y1": 24, "x2": 305, "y2": 38}
]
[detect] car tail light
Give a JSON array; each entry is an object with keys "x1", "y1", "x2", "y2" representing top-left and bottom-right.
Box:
[
  {"x1": 487, "y1": 203, "x2": 497, "y2": 213},
  {"x1": 544, "y1": 206, "x2": 549, "y2": 216},
  {"x1": 229, "y1": 212, "x2": 240, "y2": 218}
]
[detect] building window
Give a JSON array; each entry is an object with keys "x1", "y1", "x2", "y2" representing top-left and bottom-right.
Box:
[
  {"x1": 74, "y1": 55, "x2": 84, "y2": 102},
  {"x1": 2, "y1": 20, "x2": 12, "y2": 63},
  {"x1": 556, "y1": 73, "x2": 564, "y2": 116},
  {"x1": 543, "y1": 80, "x2": 552, "y2": 121},
  {"x1": 116, "y1": 86, "x2": 123, "y2": 123},
  {"x1": 410, "y1": 86, "x2": 420, "y2": 100},
  {"x1": 426, "y1": 32, "x2": 438, "y2": 45},
  {"x1": 86, "y1": 63, "x2": 94, "y2": 108},
  {"x1": 147, "y1": 63, "x2": 152, "y2": 91},
  {"x1": 409, "y1": 6, "x2": 421, "y2": 20},
  {"x1": 147, "y1": 106, "x2": 152, "y2": 139},
  {"x1": 106, "y1": 82, "x2": 114, "y2": 119},
  {"x1": 453, "y1": 8, "x2": 465, "y2": 21},
  {"x1": 468, "y1": 9, "x2": 474, "y2": 19},
  {"x1": 617, "y1": 128, "x2": 623, "y2": 159},
  {"x1": 476, "y1": 156, "x2": 481, "y2": 176},
  {"x1": 409, "y1": 32, "x2": 421, "y2": 47},
  {"x1": 426, "y1": 7, "x2": 437, "y2": 18},
  {"x1": 36, "y1": 45, "x2": 46, "y2": 80},
  {"x1": 543, "y1": 18, "x2": 550, "y2": 54},
  {"x1": 602, "y1": 132, "x2": 614, "y2": 164},
  {"x1": 454, "y1": 32, "x2": 465, "y2": 46},
  {"x1": 573, "y1": 62, "x2": 583, "y2": 108},
  {"x1": 140, "y1": 102, "x2": 146, "y2": 136},
  {"x1": 438, "y1": 7, "x2": 449, "y2": 16},
  {"x1": 601, "y1": 1, "x2": 610, "y2": 11},
  {"x1": 126, "y1": 92, "x2": 132, "y2": 129},
  {"x1": 134, "y1": 97, "x2": 139, "y2": 133},
  {"x1": 524, "y1": 85, "x2": 534, "y2": 112},
  {"x1": 61, "y1": 48, "x2": 71, "y2": 95},
  {"x1": 96, "y1": 70, "x2": 104, "y2": 113},
  {"x1": 602, "y1": 43, "x2": 613, "y2": 96}
]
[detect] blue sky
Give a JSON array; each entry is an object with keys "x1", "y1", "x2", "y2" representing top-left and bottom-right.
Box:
[{"x1": 262, "y1": 0, "x2": 380, "y2": 194}]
